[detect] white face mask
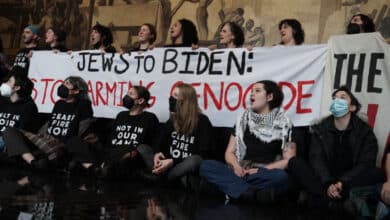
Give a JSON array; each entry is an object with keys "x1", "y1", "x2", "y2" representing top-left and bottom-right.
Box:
[{"x1": 0, "y1": 83, "x2": 12, "y2": 97}]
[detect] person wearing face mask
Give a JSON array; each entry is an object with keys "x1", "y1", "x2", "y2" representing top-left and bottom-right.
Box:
[
  {"x1": 346, "y1": 14, "x2": 376, "y2": 35},
  {"x1": 287, "y1": 86, "x2": 384, "y2": 206},
  {"x1": 199, "y1": 80, "x2": 295, "y2": 203},
  {"x1": 66, "y1": 86, "x2": 160, "y2": 178},
  {"x1": 151, "y1": 83, "x2": 215, "y2": 188},
  {"x1": 0, "y1": 70, "x2": 38, "y2": 153},
  {"x1": 3, "y1": 76, "x2": 93, "y2": 170}
]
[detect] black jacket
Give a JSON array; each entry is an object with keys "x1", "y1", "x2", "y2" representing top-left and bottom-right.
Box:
[{"x1": 309, "y1": 114, "x2": 378, "y2": 187}]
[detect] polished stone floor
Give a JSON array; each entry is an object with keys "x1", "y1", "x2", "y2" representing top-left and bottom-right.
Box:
[{"x1": 0, "y1": 166, "x2": 357, "y2": 220}]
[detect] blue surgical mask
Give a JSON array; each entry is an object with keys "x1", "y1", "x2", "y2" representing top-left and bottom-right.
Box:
[{"x1": 329, "y1": 98, "x2": 349, "y2": 118}]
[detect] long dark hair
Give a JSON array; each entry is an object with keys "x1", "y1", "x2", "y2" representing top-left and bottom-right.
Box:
[
  {"x1": 222, "y1": 22, "x2": 244, "y2": 47},
  {"x1": 278, "y1": 19, "x2": 305, "y2": 45},
  {"x1": 256, "y1": 80, "x2": 284, "y2": 110},
  {"x1": 176, "y1": 19, "x2": 199, "y2": 46},
  {"x1": 350, "y1": 14, "x2": 376, "y2": 33},
  {"x1": 92, "y1": 23, "x2": 114, "y2": 47},
  {"x1": 65, "y1": 76, "x2": 90, "y2": 101}
]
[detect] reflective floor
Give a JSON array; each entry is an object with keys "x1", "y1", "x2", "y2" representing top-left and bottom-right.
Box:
[{"x1": 0, "y1": 166, "x2": 357, "y2": 220}]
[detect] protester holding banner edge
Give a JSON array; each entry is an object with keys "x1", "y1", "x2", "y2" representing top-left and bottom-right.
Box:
[
  {"x1": 129, "y1": 23, "x2": 157, "y2": 52},
  {"x1": 164, "y1": 19, "x2": 199, "y2": 49}
]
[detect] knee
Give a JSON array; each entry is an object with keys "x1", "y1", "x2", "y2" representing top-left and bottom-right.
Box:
[
  {"x1": 2, "y1": 127, "x2": 19, "y2": 139},
  {"x1": 199, "y1": 160, "x2": 219, "y2": 176},
  {"x1": 271, "y1": 169, "x2": 289, "y2": 185},
  {"x1": 136, "y1": 144, "x2": 153, "y2": 154},
  {"x1": 185, "y1": 155, "x2": 202, "y2": 168}
]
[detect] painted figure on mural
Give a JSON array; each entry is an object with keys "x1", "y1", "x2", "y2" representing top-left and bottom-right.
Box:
[{"x1": 244, "y1": 19, "x2": 265, "y2": 47}]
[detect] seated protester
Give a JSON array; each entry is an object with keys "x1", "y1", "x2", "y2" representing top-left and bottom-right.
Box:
[
  {"x1": 347, "y1": 14, "x2": 375, "y2": 34},
  {"x1": 90, "y1": 23, "x2": 116, "y2": 53},
  {"x1": 66, "y1": 86, "x2": 160, "y2": 178},
  {"x1": 152, "y1": 83, "x2": 215, "y2": 185},
  {"x1": 164, "y1": 19, "x2": 199, "y2": 47},
  {"x1": 3, "y1": 76, "x2": 93, "y2": 169},
  {"x1": 43, "y1": 27, "x2": 67, "y2": 52},
  {"x1": 200, "y1": 80, "x2": 295, "y2": 202},
  {"x1": 0, "y1": 72, "x2": 38, "y2": 153},
  {"x1": 287, "y1": 86, "x2": 385, "y2": 205}
]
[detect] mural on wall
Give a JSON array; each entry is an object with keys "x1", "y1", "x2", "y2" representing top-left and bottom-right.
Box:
[{"x1": 0, "y1": 0, "x2": 389, "y2": 54}]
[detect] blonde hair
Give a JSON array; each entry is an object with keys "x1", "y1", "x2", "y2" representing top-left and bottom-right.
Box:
[{"x1": 172, "y1": 83, "x2": 200, "y2": 135}]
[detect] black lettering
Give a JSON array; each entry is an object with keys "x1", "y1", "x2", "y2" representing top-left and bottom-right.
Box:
[
  {"x1": 144, "y1": 55, "x2": 155, "y2": 73},
  {"x1": 134, "y1": 55, "x2": 144, "y2": 73},
  {"x1": 88, "y1": 53, "x2": 100, "y2": 72},
  {"x1": 77, "y1": 52, "x2": 89, "y2": 71},
  {"x1": 227, "y1": 51, "x2": 245, "y2": 75},
  {"x1": 114, "y1": 54, "x2": 129, "y2": 74},
  {"x1": 368, "y1": 53, "x2": 384, "y2": 93},
  {"x1": 333, "y1": 54, "x2": 348, "y2": 89},
  {"x1": 102, "y1": 53, "x2": 115, "y2": 71},
  {"x1": 196, "y1": 51, "x2": 209, "y2": 75},
  {"x1": 179, "y1": 51, "x2": 197, "y2": 74},
  {"x1": 347, "y1": 54, "x2": 365, "y2": 92},
  {"x1": 209, "y1": 51, "x2": 224, "y2": 75},
  {"x1": 162, "y1": 49, "x2": 178, "y2": 74}
]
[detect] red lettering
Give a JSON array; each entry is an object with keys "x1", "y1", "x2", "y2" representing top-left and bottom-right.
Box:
[
  {"x1": 367, "y1": 104, "x2": 378, "y2": 128},
  {"x1": 203, "y1": 82, "x2": 224, "y2": 110},
  {"x1": 224, "y1": 82, "x2": 242, "y2": 111},
  {"x1": 279, "y1": 81, "x2": 296, "y2": 111},
  {"x1": 105, "y1": 82, "x2": 117, "y2": 106},
  {"x1": 297, "y1": 80, "x2": 314, "y2": 114},
  {"x1": 50, "y1": 80, "x2": 63, "y2": 104},
  {"x1": 242, "y1": 83, "x2": 254, "y2": 109},
  {"x1": 95, "y1": 81, "x2": 107, "y2": 105},
  {"x1": 87, "y1": 80, "x2": 96, "y2": 106},
  {"x1": 40, "y1": 78, "x2": 55, "y2": 104}
]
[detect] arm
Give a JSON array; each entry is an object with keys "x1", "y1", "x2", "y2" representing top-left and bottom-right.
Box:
[
  {"x1": 198, "y1": 115, "x2": 216, "y2": 159},
  {"x1": 339, "y1": 130, "x2": 378, "y2": 185},
  {"x1": 382, "y1": 153, "x2": 390, "y2": 205},
  {"x1": 225, "y1": 134, "x2": 245, "y2": 177}
]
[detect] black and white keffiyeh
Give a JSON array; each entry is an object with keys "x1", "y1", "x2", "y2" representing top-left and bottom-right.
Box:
[{"x1": 235, "y1": 108, "x2": 292, "y2": 162}]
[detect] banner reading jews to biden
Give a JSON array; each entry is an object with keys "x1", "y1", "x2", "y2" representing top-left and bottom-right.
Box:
[
  {"x1": 29, "y1": 46, "x2": 327, "y2": 127},
  {"x1": 326, "y1": 32, "x2": 390, "y2": 165}
]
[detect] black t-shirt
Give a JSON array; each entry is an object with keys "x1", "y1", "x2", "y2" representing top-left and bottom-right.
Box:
[
  {"x1": 161, "y1": 114, "x2": 214, "y2": 164},
  {"x1": 239, "y1": 126, "x2": 283, "y2": 164},
  {"x1": 109, "y1": 111, "x2": 160, "y2": 150},
  {"x1": 0, "y1": 96, "x2": 39, "y2": 134},
  {"x1": 46, "y1": 99, "x2": 93, "y2": 142},
  {"x1": 13, "y1": 47, "x2": 40, "y2": 76}
]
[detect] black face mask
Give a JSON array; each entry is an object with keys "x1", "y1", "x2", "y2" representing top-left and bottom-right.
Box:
[
  {"x1": 169, "y1": 96, "x2": 177, "y2": 112},
  {"x1": 57, "y1": 84, "x2": 69, "y2": 98},
  {"x1": 122, "y1": 95, "x2": 135, "y2": 109},
  {"x1": 347, "y1": 23, "x2": 362, "y2": 34}
]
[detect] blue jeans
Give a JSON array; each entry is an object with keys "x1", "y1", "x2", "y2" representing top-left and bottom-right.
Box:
[{"x1": 200, "y1": 160, "x2": 289, "y2": 198}]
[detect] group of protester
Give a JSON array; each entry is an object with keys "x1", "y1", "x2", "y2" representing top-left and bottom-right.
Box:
[{"x1": 0, "y1": 13, "x2": 389, "y2": 219}]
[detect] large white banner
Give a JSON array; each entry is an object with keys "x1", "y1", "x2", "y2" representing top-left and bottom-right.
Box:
[
  {"x1": 29, "y1": 46, "x2": 327, "y2": 127},
  {"x1": 326, "y1": 32, "x2": 390, "y2": 165}
]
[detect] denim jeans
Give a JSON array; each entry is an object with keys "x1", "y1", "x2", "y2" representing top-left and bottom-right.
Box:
[{"x1": 200, "y1": 160, "x2": 289, "y2": 198}]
